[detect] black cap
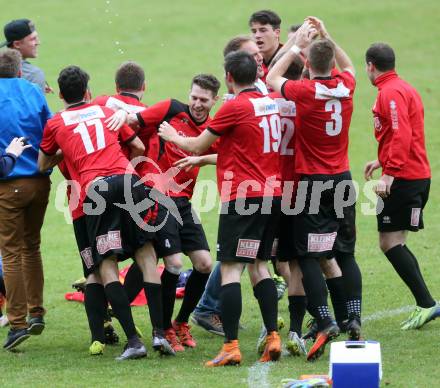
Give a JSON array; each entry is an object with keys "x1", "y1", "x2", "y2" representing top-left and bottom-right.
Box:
[{"x1": 0, "y1": 19, "x2": 35, "y2": 48}]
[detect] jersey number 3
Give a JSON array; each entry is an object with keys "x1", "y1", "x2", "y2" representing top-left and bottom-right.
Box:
[
  {"x1": 74, "y1": 119, "x2": 106, "y2": 154},
  {"x1": 325, "y1": 99, "x2": 342, "y2": 136}
]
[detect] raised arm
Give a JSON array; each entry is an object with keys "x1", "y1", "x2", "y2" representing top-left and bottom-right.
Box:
[
  {"x1": 267, "y1": 22, "x2": 316, "y2": 92},
  {"x1": 158, "y1": 121, "x2": 218, "y2": 155},
  {"x1": 307, "y1": 16, "x2": 355, "y2": 76}
]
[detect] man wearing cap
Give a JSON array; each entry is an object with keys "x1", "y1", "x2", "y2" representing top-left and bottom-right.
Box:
[
  {"x1": 1, "y1": 18, "x2": 51, "y2": 93},
  {"x1": 0, "y1": 48, "x2": 52, "y2": 350}
]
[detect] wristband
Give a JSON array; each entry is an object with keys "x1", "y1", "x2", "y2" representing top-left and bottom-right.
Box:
[{"x1": 290, "y1": 45, "x2": 302, "y2": 55}]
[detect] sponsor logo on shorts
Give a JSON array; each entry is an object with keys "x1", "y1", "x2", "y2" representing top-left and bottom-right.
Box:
[
  {"x1": 382, "y1": 216, "x2": 391, "y2": 224},
  {"x1": 411, "y1": 208, "x2": 421, "y2": 227},
  {"x1": 236, "y1": 239, "x2": 260, "y2": 259},
  {"x1": 80, "y1": 247, "x2": 93, "y2": 269},
  {"x1": 307, "y1": 232, "x2": 337, "y2": 253},
  {"x1": 271, "y1": 238, "x2": 279, "y2": 257},
  {"x1": 96, "y1": 230, "x2": 122, "y2": 255}
]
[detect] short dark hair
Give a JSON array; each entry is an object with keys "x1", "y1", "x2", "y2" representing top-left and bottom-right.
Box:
[
  {"x1": 289, "y1": 24, "x2": 302, "y2": 33},
  {"x1": 249, "y1": 10, "x2": 281, "y2": 29},
  {"x1": 283, "y1": 55, "x2": 304, "y2": 81},
  {"x1": 0, "y1": 48, "x2": 21, "y2": 78},
  {"x1": 308, "y1": 39, "x2": 335, "y2": 74},
  {"x1": 191, "y1": 74, "x2": 221, "y2": 96},
  {"x1": 365, "y1": 43, "x2": 395, "y2": 72},
  {"x1": 223, "y1": 35, "x2": 253, "y2": 58},
  {"x1": 224, "y1": 51, "x2": 257, "y2": 86},
  {"x1": 58, "y1": 65, "x2": 90, "y2": 104},
  {"x1": 115, "y1": 61, "x2": 145, "y2": 91}
]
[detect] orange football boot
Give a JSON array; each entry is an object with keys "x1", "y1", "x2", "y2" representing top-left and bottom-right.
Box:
[
  {"x1": 173, "y1": 321, "x2": 196, "y2": 348},
  {"x1": 259, "y1": 331, "x2": 281, "y2": 362},
  {"x1": 205, "y1": 340, "x2": 242, "y2": 367}
]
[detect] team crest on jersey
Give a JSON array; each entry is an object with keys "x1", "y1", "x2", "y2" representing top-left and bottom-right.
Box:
[
  {"x1": 96, "y1": 230, "x2": 122, "y2": 255},
  {"x1": 374, "y1": 116, "x2": 382, "y2": 132},
  {"x1": 105, "y1": 97, "x2": 145, "y2": 113},
  {"x1": 274, "y1": 98, "x2": 296, "y2": 117},
  {"x1": 236, "y1": 239, "x2": 260, "y2": 259},
  {"x1": 61, "y1": 106, "x2": 106, "y2": 125},
  {"x1": 307, "y1": 232, "x2": 337, "y2": 252},
  {"x1": 250, "y1": 97, "x2": 279, "y2": 117},
  {"x1": 315, "y1": 82, "x2": 350, "y2": 100}
]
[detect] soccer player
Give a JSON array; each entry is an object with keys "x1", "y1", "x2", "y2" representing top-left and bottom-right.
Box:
[
  {"x1": 249, "y1": 10, "x2": 283, "y2": 82},
  {"x1": 191, "y1": 35, "x2": 272, "y2": 335},
  {"x1": 159, "y1": 50, "x2": 282, "y2": 366},
  {"x1": 267, "y1": 18, "x2": 363, "y2": 360},
  {"x1": 107, "y1": 74, "x2": 220, "y2": 352},
  {"x1": 364, "y1": 43, "x2": 440, "y2": 329},
  {"x1": 38, "y1": 66, "x2": 173, "y2": 360}
]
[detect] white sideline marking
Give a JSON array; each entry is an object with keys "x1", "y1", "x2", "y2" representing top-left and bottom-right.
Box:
[
  {"x1": 247, "y1": 362, "x2": 272, "y2": 388},
  {"x1": 246, "y1": 305, "x2": 413, "y2": 387}
]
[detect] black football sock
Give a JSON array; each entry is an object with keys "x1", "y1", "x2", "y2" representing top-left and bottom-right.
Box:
[
  {"x1": 84, "y1": 283, "x2": 106, "y2": 342},
  {"x1": 288, "y1": 295, "x2": 307, "y2": 336},
  {"x1": 161, "y1": 269, "x2": 180, "y2": 330},
  {"x1": 104, "y1": 281, "x2": 137, "y2": 340},
  {"x1": 253, "y1": 278, "x2": 278, "y2": 333},
  {"x1": 335, "y1": 253, "x2": 363, "y2": 320},
  {"x1": 385, "y1": 245, "x2": 435, "y2": 308},
  {"x1": 144, "y1": 282, "x2": 164, "y2": 335},
  {"x1": 298, "y1": 257, "x2": 333, "y2": 330},
  {"x1": 123, "y1": 263, "x2": 144, "y2": 304},
  {"x1": 220, "y1": 283, "x2": 242, "y2": 342},
  {"x1": 175, "y1": 268, "x2": 210, "y2": 323},
  {"x1": 403, "y1": 245, "x2": 428, "y2": 298},
  {"x1": 326, "y1": 277, "x2": 348, "y2": 324}
]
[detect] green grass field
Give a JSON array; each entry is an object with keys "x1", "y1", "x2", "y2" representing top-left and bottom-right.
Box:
[{"x1": 1, "y1": 1, "x2": 440, "y2": 386}]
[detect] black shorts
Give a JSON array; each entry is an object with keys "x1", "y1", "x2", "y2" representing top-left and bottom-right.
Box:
[
  {"x1": 154, "y1": 196, "x2": 209, "y2": 258},
  {"x1": 73, "y1": 216, "x2": 92, "y2": 278},
  {"x1": 294, "y1": 171, "x2": 356, "y2": 258},
  {"x1": 277, "y1": 214, "x2": 298, "y2": 261},
  {"x1": 81, "y1": 174, "x2": 154, "y2": 276},
  {"x1": 377, "y1": 178, "x2": 430, "y2": 232},
  {"x1": 217, "y1": 197, "x2": 281, "y2": 264}
]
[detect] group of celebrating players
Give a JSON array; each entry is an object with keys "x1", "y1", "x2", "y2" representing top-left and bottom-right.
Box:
[{"x1": 17, "y1": 9, "x2": 439, "y2": 365}]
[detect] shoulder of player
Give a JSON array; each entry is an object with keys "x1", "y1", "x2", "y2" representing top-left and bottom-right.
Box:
[{"x1": 92, "y1": 95, "x2": 109, "y2": 106}]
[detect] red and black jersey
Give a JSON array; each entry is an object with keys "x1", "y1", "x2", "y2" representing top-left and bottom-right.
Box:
[
  {"x1": 40, "y1": 103, "x2": 136, "y2": 193},
  {"x1": 268, "y1": 91, "x2": 296, "y2": 183},
  {"x1": 135, "y1": 99, "x2": 216, "y2": 199},
  {"x1": 58, "y1": 159, "x2": 84, "y2": 220},
  {"x1": 372, "y1": 70, "x2": 430, "y2": 179},
  {"x1": 281, "y1": 71, "x2": 356, "y2": 175},
  {"x1": 93, "y1": 93, "x2": 146, "y2": 158},
  {"x1": 208, "y1": 89, "x2": 282, "y2": 202},
  {"x1": 261, "y1": 43, "x2": 283, "y2": 85}
]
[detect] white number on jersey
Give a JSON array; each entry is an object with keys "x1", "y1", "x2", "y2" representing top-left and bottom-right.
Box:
[
  {"x1": 279, "y1": 118, "x2": 294, "y2": 155},
  {"x1": 73, "y1": 119, "x2": 106, "y2": 154},
  {"x1": 260, "y1": 115, "x2": 281, "y2": 153},
  {"x1": 325, "y1": 99, "x2": 342, "y2": 136}
]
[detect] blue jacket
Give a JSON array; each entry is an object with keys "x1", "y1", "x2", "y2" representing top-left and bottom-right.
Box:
[{"x1": 0, "y1": 78, "x2": 52, "y2": 180}]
